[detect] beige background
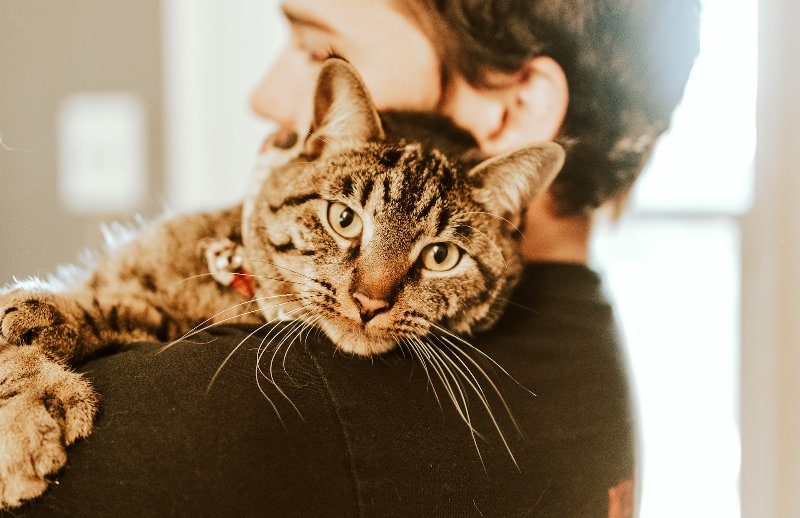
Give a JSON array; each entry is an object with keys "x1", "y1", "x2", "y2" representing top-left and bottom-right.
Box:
[{"x1": 0, "y1": 0, "x2": 163, "y2": 281}]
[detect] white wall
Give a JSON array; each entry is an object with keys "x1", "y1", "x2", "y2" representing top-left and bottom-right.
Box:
[
  {"x1": 741, "y1": 0, "x2": 800, "y2": 515},
  {"x1": 0, "y1": 0, "x2": 163, "y2": 281},
  {"x1": 161, "y1": 0, "x2": 285, "y2": 212}
]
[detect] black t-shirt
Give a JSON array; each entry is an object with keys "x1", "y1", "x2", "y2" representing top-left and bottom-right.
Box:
[{"x1": 18, "y1": 263, "x2": 637, "y2": 517}]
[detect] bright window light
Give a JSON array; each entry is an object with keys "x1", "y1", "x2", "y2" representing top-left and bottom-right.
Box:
[{"x1": 595, "y1": 1, "x2": 757, "y2": 516}]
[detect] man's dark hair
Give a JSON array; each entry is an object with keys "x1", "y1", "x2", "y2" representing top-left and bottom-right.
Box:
[{"x1": 403, "y1": 0, "x2": 701, "y2": 214}]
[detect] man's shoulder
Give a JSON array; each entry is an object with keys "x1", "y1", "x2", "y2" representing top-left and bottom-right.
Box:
[{"x1": 492, "y1": 262, "x2": 619, "y2": 342}]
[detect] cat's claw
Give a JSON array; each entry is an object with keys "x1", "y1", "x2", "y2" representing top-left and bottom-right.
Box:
[
  {"x1": 0, "y1": 291, "x2": 80, "y2": 357},
  {"x1": 0, "y1": 345, "x2": 97, "y2": 508}
]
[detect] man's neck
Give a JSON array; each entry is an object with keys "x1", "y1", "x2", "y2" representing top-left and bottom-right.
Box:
[{"x1": 519, "y1": 193, "x2": 592, "y2": 265}]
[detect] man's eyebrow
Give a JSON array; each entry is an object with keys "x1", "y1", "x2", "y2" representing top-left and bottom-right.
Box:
[{"x1": 281, "y1": 5, "x2": 338, "y2": 34}]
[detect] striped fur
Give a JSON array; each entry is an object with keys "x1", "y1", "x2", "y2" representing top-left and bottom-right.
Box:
[
  {"x1": 0, "y1": 58, "x2": 564, "y2": 507},
  {"x1": 0, "y1": 60, "x2": 563, "y2": 362},
  {"x1": 247, "y1": 140, "x2": 532, "y2": 356}
]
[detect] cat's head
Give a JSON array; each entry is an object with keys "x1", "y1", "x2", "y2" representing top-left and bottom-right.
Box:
[{"x1": 244, "y1": 58, "x2": 564, "y2": 356}]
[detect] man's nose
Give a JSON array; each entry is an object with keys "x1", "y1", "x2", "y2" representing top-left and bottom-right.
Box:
[{"x1": 250, "y1": 44, "x2": 314, "y2": 131}]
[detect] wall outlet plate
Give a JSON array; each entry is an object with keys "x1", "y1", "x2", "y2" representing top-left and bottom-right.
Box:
[{"x1": 58, "y1": 92, "x2": 146, "y2": 213}]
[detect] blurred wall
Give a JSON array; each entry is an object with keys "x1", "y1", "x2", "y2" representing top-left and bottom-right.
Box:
[
  {"x1": 0, "y1": 0, "x2": 163, "y2": 283},
  {"x1": 742, "y1": 0, "x2": 800, "y2": 515}
]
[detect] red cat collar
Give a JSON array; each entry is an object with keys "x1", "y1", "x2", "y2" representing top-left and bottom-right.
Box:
[{"x1": 229, "y1": 268, "x2": 256, "y2": 299}]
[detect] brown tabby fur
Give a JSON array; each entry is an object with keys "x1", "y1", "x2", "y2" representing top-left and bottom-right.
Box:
[{"x1": 0, "y1": 59, "x2": 564, "y2": 507}]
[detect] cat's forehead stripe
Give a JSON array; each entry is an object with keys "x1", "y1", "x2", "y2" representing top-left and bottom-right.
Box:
[
  {"x1": 323, "y1": 144, "x2": 482, "y2": 243},
  {"x1": 359, "y1": 178, "x2": 374, "y2": 207},
  {"x1": 436, "y1": 207, "x2": 451, "y2": 235},
  {"x1": 413, "y1": 191, "x2": 438, "y2": 219},
  {"x1": 268, "y1": 192, "x2": 321, "y2": 212},
  {"x1": 341, "y1": 176, "x2": 354, "y2": 198},
  {"x1": 381, "y1": 176, "x2": 392, "y2": 205}
]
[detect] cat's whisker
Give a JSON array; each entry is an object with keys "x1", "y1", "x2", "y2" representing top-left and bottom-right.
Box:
[
  {"x1": 205, "y1": 313, "x2": 298, "y2": 433},
  {"x1": 157, "y1": 294, "x2": 305, "y2": 355},
  {"x1": 254, "y1": 322, "x2": 298, "y2": 425},
  {"x1": 422, "y1": 337, "x2": 492, "y2": 469},
  {"x1": 431, "y1": 336, "x2": 492, "y2": 409},
  {"x1": 434, "y1": 334, "x2": 524, "y2": 437},
  {"x1": 254, "y1": 368, "x2": 290, "y2": 433},
  {"x1": 412, "y1": 336, "x2": 479, "y2": 438},
  {"x1": 257, "y1": 352, "x2": 306, "y2": 420},
  {"x1": 173, "y1": 271, "x2": 316, "y2": 291},
  {"x1": 249, "y1": 260, "x2": 334, "y2": 293},
  {"x1": 409, "y1": 336, "x2": 462, "y2": 421},
  {"x1": 428, "y1": 322, "x2": 536, "y2": 398},
  {"x1": 256, "y1": 322, "x2": 291, "y2": 380},
  {"x1": 413, "y1": 336, "x2": 487, "y2": 470},
  {"x1": 166, "y1": 292, "x2": 298, "y2": 344},
  {"x1": 267, "y1": 316, "x2": 311, "y2": 387},
  {"x1": 430, "y1": 335, "x2": 521, "y2": 470},
  {"x1": 409, "y1": 338, "x2": 447, "y2": 413},
  {"x1": 399, "y1": 337, "x2": 441, "y2": 410},
  {"x1": 205, "y1": 318, "x2": 275, "y2": 395},
  {"x1": 457, "y1": 224, "x2": 509, "y2": 271},
  {"x1": 282, "y1": 311, "x2": 324, "y2": 379},
  {"x1": 420, "y1": 338, "x2": 486, "y2": 422},
  {"x1": 173, "y1": 271, "x2": 224, "y2": 284},
  {"x1": 176, "y1": 337, "x2": 219, "y2": 345},
  {"x1": 254, "y1": 299, "x2": 318, "y2": 373},
  {"x1": 253, "y1": 301, "x2": 320, "y2": 418},
  {"x1": 262, "y1": 319, "x2": 299, "y2": 383},
  {"x1": 458, "y1": 211, "x2": 523, "y2": 236},
  {"x1": 419, "y1": 321, "x2": 532, "y2": 467},
  {"x1": 396, "y1": 339, "x2": 409, "y2": 361},
  {"x1": 280, "y1": 310, "x2": 322, "y2": 381},
  {"x1": 205, "y1": 299, "x2": 315, "y2": 396},
  {"x1": 494, "y1": 298, "x2": 541, "y2": 314},
  {"x1": 255, "y1": 298, "x2": 320, "y2": 382}
]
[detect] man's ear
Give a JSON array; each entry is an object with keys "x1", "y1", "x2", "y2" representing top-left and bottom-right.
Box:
[
  {"x1": 443, "y1": 56, "x2": 568, "y2": 155},
  {"x1": 305, "y1": 58, "x2": 385, "y2": 157},
  {"x1": 468, "y1": 141, "x2": 566, "y2": 217}
]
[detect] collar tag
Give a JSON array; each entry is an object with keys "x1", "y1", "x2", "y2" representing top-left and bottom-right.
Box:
[{"x1": 202, "y1": 238, "x2": 256, "y2": 299}]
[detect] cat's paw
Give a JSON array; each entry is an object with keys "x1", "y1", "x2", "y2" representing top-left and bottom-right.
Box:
[
  {"x1": 0, "y1": 345, "x2": 97, "y2": 508},
  {"x1": 0, "y1": 290, "x2": 80, "y2": 358}
]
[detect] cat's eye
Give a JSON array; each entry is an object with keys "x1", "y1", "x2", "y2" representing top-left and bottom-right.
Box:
[
  {"x1": 421, "y1": 242, "x2": 461, "y2": 272},
  {"x1": 327, "y1": 202, "x2": 363, "y2": 239}
]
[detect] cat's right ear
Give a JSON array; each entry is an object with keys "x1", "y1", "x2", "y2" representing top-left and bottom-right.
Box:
[
  {"x1": 468, "y1": 142, "x2": 566, "y2": 217},
  {"x1": 304, "y1": 58, "x2": 385, "y2": 158}
]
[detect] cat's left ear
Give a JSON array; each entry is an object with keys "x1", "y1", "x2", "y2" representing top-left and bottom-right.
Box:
[
  {"x1": 468, "y1": 142, "x2": 566, "y2": 215},
  {"x1": 304, "y1": 58, "x2": 385, "y2": 157}
]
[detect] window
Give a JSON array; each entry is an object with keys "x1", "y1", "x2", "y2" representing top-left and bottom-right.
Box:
[{"x1": 594, "y1": 1, "x2": 756, "y2": 515}]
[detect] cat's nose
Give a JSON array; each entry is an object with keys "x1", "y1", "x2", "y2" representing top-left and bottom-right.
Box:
[{"x1": 352, "y1": 292, "x2": 391, "y2": 323}]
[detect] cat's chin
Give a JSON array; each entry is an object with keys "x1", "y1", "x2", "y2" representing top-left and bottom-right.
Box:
[{"x1": 318, "y1": 320, "x2": 396, "y2": 357}]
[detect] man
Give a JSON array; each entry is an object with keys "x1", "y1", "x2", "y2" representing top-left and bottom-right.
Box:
[
  {"x1": 15, "y1": 1, "x2": 699, "y2": 516},
  {"x1": 252, "y1": 0, "x2": 699, "y2": 263}
]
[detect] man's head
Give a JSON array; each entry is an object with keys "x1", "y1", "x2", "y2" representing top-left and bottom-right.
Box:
[{"x1": 252, "y1": 0, "x2": 700, "y2": 216}]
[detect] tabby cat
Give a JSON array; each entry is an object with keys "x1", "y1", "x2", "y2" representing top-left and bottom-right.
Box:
[{"x1": 0, "y1": 58, "x2": 564, "y2": 507}]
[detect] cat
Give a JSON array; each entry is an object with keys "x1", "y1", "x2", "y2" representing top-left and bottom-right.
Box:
[{"x1": 0, "y1": 58, "x2": 564, "y2": 507}]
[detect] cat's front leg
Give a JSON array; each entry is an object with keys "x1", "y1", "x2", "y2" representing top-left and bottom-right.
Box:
[
  {"x1": 0, "y1": 344, "x2": 97, "y2": 508},
  {"x1": 0, "y1": 289, "x2": 84, "y2": 360},
  {"x1": 0, "y1": 287, "x2": 186, "y2": 362}
]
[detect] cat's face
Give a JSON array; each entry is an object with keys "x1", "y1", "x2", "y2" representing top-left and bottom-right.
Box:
[
  {"x1": 244, "y1": 59, "x2": 563, "y2": 356},
  {"x1": 248, "y1": 142, "x2": 513, "y2": 355}
]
